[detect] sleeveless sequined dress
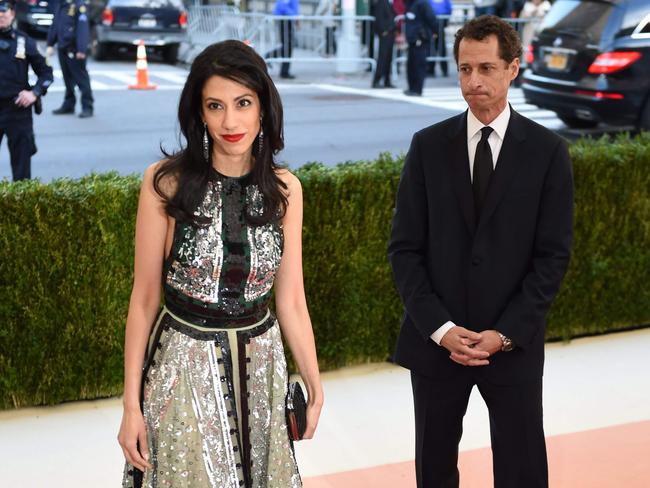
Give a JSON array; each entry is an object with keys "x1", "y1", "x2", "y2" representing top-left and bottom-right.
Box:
[{"x1": 123, "y1": 171, "x2": 302, "y2": 488}]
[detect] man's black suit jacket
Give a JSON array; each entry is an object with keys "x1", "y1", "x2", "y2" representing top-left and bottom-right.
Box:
[
  {"x1": 388, "y1": 108, "x2": 573, "y2": 384},
  {"x1": 372, "y1": 0, "x2": 396, "y2": 35}
]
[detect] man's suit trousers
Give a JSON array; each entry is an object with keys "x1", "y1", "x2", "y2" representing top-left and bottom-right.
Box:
[{"x1": 411, "y1": 371, "x2": 548, "y2": 488}]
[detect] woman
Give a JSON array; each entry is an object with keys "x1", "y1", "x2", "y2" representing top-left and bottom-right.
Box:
[{"x1": 117, "y1": 40, "x2": 324, "y2": 488}]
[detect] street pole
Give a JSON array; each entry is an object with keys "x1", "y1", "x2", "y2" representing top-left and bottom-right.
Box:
[{"x1": 336, "y1": 0, "x2": 360, "y2": 73}]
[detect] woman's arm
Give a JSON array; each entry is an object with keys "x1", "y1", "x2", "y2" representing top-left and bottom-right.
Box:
[
  {"x1": 118, "y1": 162, "x2": 171, "y2": 470},
  {"x1": 273, "y1": 171, "x2": 324, "y2": 439}
]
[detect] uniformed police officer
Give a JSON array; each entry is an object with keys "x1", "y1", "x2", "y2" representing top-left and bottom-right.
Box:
[
  {"x1": 46, "y1": 0, "x2": 94, "y2": 118},
  {"x1": 0, "y1": 0, "x2": 53, "y2": 181}
]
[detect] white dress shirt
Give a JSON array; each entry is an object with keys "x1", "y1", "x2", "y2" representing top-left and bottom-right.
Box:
[{"x1": 430, "y1": 104, "x2": 512, "y2": 345}]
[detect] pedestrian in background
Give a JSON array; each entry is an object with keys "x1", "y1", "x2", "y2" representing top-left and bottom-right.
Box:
[
  {"x1": 427, "y1": 0, "x2": 451, "y2": 77},
  {"x1": 389, "y1": 16, "x2": 573, "y2": 488},
  {"x1": 316, "y1": 0, "x2": 337, "y2": 56},
  {"x1": 371, "y1": 0, "x2": 397, "y2": 88},
  {"x1": 0, "y1": 0, "x2": 53, "y2": 181},
  {"x1": 118, "y1": 40, "x2": 323, "y2": 487},
  {"x1": 404, "y1": 0, "x2": 436, "y2": 96},
  {"x1": 393, "y1": 0, "x2": 406, "y2": 74},
  {"x1": 46, "y1": 0, "x2": 94, "y2": 118},
  {"x1": 473, "y1": 0, "x2": 503, "y2": 17},
  {"x1": 520, "y1": 0, "x2": 551, "y2": 50},
  {"x1": 273, "y1": 0, "x2": 299, "y2": 79}
]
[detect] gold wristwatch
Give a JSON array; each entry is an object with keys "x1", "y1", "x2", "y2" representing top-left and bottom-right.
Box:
[{"x1": 497, "y1": 332, "x2": 514, "y2": 352}]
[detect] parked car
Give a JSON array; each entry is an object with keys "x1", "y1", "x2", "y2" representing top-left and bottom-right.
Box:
[
  {"x1": 87, "y1": 0, "x2": 187, "y2": 63},
  {"x1": 522, "y1": 0, "x2": 650, "y2": 130},
  {"x1": 14, "y1": 0, "x2": 55, "y2": 36}
]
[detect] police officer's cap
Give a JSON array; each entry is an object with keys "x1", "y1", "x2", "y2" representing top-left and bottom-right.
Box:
[{"x1": 0, "y1": 0, "x2": 16, "y2": 12}]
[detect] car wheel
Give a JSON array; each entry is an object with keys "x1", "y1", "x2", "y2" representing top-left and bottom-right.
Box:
[
  {"x1": 558, "y1": 115, "x2": 599, "y2": 129},
  {"x1": 91, "y1": 28, "x2": 109, "y2": 61},
  {"x1": 639, "y1": 97, "x2": 650, "y2": 132},
  {"x1": 163, "y1": 44, "x2": 179, "y2": 65}
]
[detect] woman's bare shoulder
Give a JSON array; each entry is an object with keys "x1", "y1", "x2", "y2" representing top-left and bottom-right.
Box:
[
  {"x1": 275, "y1": 168, "x2": 302, "y2": 197},
  {"x1": 144, "y1": 159, "x2": 178, "y2": 196}
]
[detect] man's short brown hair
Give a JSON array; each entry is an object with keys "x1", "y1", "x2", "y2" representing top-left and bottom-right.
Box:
[{"x1": 453, "y1": 15, "x2": 522, "y2": 65}]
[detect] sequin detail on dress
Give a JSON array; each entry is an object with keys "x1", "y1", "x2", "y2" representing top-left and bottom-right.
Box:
[
  {"x1": 123, "y1": 173, "x2": 300, "y2": 488},
  {"x1": 245, "y1": 185, "x2": 283, "y2": 302},
  {"x1": 166, "y1": 180, "x2": 224, "y2": 304}
]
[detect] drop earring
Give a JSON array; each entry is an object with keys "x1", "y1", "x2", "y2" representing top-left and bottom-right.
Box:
[
  {"x1": 203, "y1": 122, "x2": 209, "y2": 163},
  {"x1": 258, "y1": 117, "x2": 264, "y2": 157}
]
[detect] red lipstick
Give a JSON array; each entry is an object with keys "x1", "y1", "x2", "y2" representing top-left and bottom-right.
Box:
[{"x1": 222, "y1": 133, "x2": 245, "y2": 143}]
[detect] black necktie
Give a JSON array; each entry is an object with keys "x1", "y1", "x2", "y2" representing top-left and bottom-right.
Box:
[{"x1": 473, "y1": 126, "x2": 494, "y2": 219}]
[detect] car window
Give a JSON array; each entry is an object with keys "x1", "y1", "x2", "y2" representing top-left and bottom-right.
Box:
[
  {"x1": 620, "y1": 1, "x2": 650, "y2": 38},
  {"x1": 539, "y1": 0, "x2": 615, "y2": 42},
  {"x1": 109, "y1": 0, "x2": 184, "y2": 8}
]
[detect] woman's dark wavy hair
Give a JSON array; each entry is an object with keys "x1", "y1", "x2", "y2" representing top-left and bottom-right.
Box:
[{"x1": 154, "y1": 40, "x2": 287, "y2": 226}]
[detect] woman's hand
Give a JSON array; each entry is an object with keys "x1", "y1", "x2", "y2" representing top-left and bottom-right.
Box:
[
  {"x1": 117, "y1": 407, "x2": 153, "y2": 472},
  {"x1": 301, "y1": 391, "x2": 324, "y2": 440}
]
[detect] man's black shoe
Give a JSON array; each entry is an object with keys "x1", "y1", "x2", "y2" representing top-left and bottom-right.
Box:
[
  {"x1": 371, "y1": 81, "x2": 382, "y2": 88},
  {"x1": 280, "y1": 74, "x2": 296, "y2": 79},
  {"x1": 52, "y1": 107, "x2": 74, "y2": 115},
  {"x1": 385, "y1": 83, "x2": 397, "y2": 89},
  {"x1": 79, "y1": 109, "x2": 93, "y2": 118},
  {"x1": 403, "y1": 90, "x2": 421, "y2": 97}
]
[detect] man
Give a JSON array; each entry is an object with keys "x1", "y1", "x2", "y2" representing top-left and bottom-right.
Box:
[
  {"x1": 46, "y1": 0, "x2": 94, "y2": 117},
  {"x1": 403, "y1": 0, "x2": 436, "y2": 96},
  {"x1": 371, "y1": 0, "x2": 397, "y2": 88},
  {"x1": 272, "y1": 0, "x2": 299, "y2": 79},
  {"x1": 388, "y1": 15, "x2": 573, "y2": 488},
  {"x1": 0, "y1": 0, "x2": 53, "y2": 181}
]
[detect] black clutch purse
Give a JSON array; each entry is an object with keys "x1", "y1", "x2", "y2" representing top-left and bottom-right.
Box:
[{"x1": 286, "y1": 381, "x2": 307, "y2": 441}]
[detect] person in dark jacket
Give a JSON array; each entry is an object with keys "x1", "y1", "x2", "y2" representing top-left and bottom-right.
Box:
[
  {"x1": 46, "y1": 0, "x2": 94, "y2": 118},
  {"x1": 404, "y1": 0, "x2": 436, "y2": 95},
  {"x1": 428, "y1": 0, "x2": 452, "y2": 76},
  {"x1": 0, "y1": 0, "x2": 53, "y2": 181},
  {"x1": 272, "y1": 0, "x2": 299, "y2": 79},
  {"x1": 372, "y1": 0, "x2": 397, "y2": 88},
  {"x1": 389, "y1": 16, "x2": 573, "y2": 488}
]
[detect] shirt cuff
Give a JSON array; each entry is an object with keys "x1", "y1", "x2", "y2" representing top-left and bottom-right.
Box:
[{"x1": 430, "y1": 321, "x2": 456, "y2": 345}]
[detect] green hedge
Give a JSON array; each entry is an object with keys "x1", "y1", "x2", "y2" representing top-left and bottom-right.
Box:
[{"x1": 1, "y1": 134, "x2": 649, "y2": 409}]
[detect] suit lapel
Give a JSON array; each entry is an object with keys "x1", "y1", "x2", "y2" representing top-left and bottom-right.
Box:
[
  {"x1": 447, "y1": 111, "x2": 476, "y2": 235},
  {"x1": 476, "y1": 107, "x2": 527, "y2": 233}
]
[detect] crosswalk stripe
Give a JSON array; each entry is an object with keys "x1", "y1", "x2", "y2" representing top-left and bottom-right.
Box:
[
  {"x1": 100, "y1": 72, "x2": 137, "y2": 85},
  {"x1": 90, "y1": 80, "x2": 111, "y2": 90},
  {"x1": 150, "y1": 72, "x2": 188, "y2": 84}
]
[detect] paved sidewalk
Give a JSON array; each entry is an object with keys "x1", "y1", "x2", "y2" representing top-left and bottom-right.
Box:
[{"x1": 1, "y1": 328, "x2": 649, "y2": 487}]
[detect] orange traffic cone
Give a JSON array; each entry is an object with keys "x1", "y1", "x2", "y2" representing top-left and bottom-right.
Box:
[{"x1": 129, "y1": 40, "x2": 157, "y2": 90}]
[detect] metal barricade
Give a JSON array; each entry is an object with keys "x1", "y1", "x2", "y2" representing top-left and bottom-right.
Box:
[
  {"x1": 391, "y1": 14, "x2": 544, "y2": 79},
  {"x1": 186, "y1": 7, "x2": 376, "y2": 72},
  {"x1": 263, "y1": 15, "x2": 375, "y2": 70},
  {"x1": 392, "y1": 14, "x2": 466, "y2": 78}
]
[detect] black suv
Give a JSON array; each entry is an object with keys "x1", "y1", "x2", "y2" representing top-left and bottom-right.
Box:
[
  {"x1": 522, "y1": 0, "x2": 650, "y2": 130},
  {"x1": 87, "y1": 0, "x2": 187, "y2": 63},
  {"x1": 14, "y1": 0, "x2": 55, "y2": 35}
]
